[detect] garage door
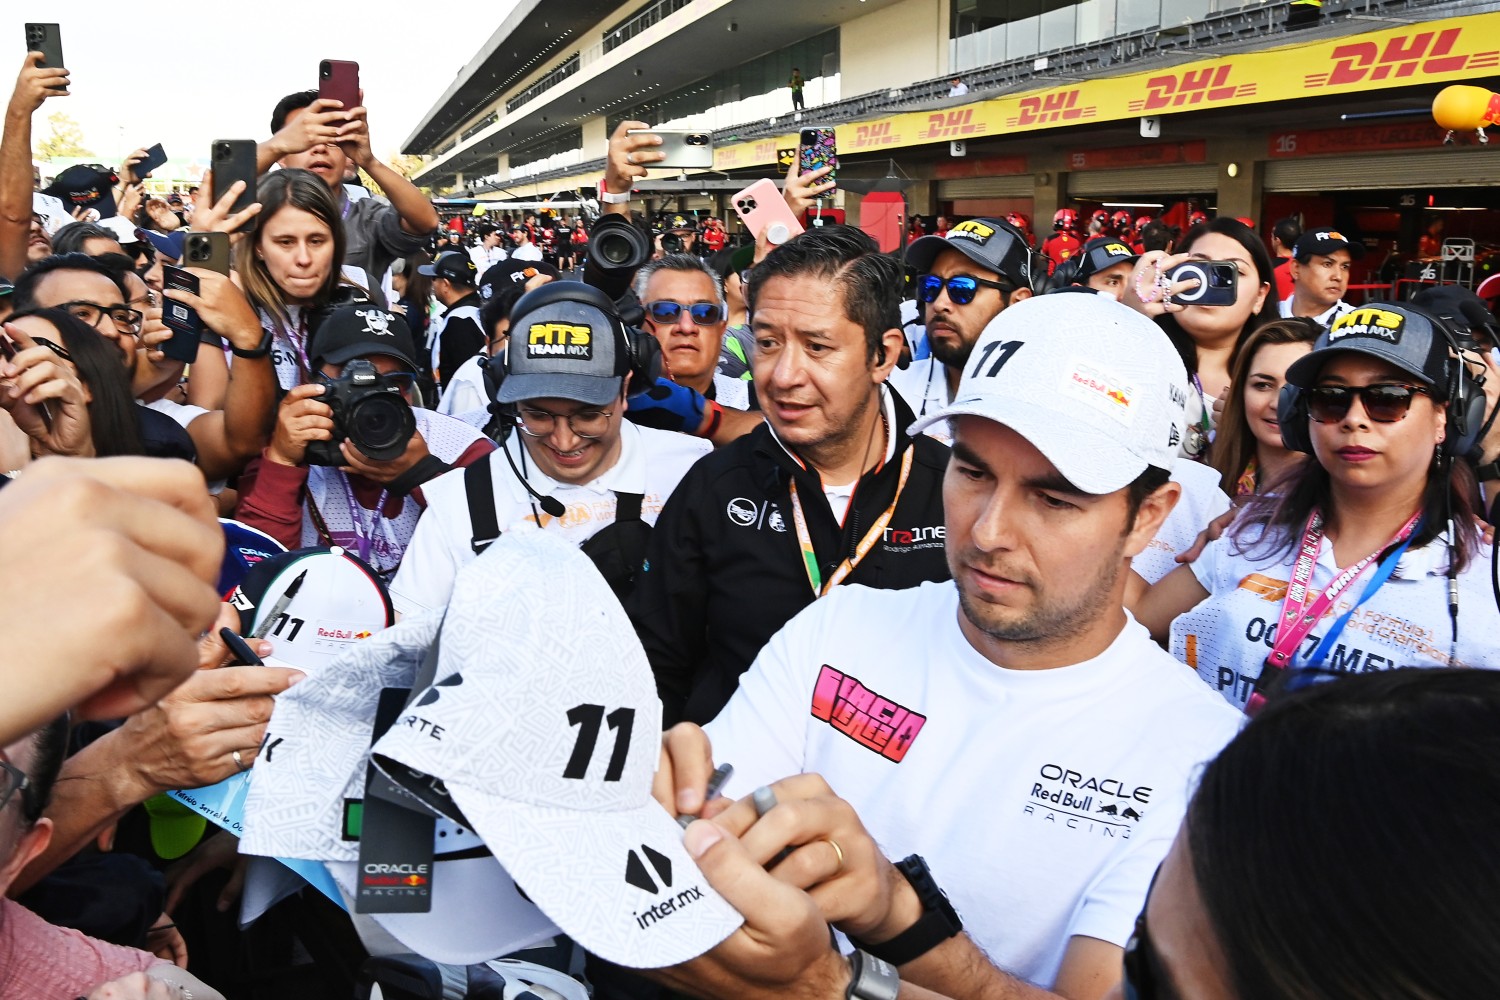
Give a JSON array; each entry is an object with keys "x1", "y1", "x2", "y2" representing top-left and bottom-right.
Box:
[
  {"x1": 1068, "y1": 165, "x2": 1220, "y2": 197},
  {"x1": 1264, "y1": 149, "x2": 1500, "y2": 191},
  {"x1": 938, "y1": 175, "x2": 1035, "y2": 199}
]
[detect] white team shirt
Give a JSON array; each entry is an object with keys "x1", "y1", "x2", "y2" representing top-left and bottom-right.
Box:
[
  {"x1": 1278, "y1": 295, "x2": 1355, "y2": 330},
  {"x1": 711, "y1": 372, "x2": 750, "y2": 412},
  {"x1": 436, "y1": 353, "x2": 492, "y2": 423},
  {"x1": 890, "y1": 356, "x2": 952, "y2": 445},
  {"x1": 510, "y1": 242, "x2": 543, "y2": 262},
  {"x1": 1134, "y1": 460, "x2": 1232, "y2": 585},
  {"x1": 390, "y1": 422, "x2": 710, "y2": 615},
  {"x1": 470, "y1": 245, "x2": 507, "y2": 274},
  {"x1": 705, "y1": 582, "x2": 1242, "y2": 987},
  {"x1": 1172, "y1": 522, "x2": 1500, "y2": 711},
  {"x1": 142, "y1": 397, "x2": 209, "y2": 429}
]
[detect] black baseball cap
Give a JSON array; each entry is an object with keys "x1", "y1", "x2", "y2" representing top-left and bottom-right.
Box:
[
  {"x1": 1286, "y1": 303, "x2": 1450, "y2": 396},
  {"x1": 43, "y1": 164, "x2": 119, "y2": 218},
  {"x1": 308, "y1": 304, "x2": 420, "y2": 371},
  {"x1": 1074, "y1": 236, "x2": 1140, "y2": 280},
  {"x1": 1293, "y1": 229, "x2": 1365, "y2": 262},
  {"x1": 478, "y1": 258, "x2": 559, "y2": 302},
  {"x1": 418, "y1": 250, "x2": 479, "y2": 285},
  {"x1": 905, "y1": 218, "x2": 1035, "y2": 291}
]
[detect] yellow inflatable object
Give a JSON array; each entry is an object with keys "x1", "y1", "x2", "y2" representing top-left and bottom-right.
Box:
[
  {"x1": 1432, "y1": 85, "x2": 1500, "y2": 131},
  {"x1": 472, "y1": 204, "x2": 487, "y2": 216}
]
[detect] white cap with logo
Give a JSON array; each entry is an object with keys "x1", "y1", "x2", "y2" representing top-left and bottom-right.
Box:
[{"x1": 910, "y1": 294, "x2": 1186, "y2": 493}]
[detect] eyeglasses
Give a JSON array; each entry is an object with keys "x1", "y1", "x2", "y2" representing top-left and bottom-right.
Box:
[
  {"x1": 58, "y1": 300, "x2": 145, "y2": 337},
  {"x1": 1307, "y1": 383, "x2": 1430, "y2": 424},
  {"x1": 516, "y1": 405, "x2": 615, "y2": 440},
  {"x1": 0, "y1": 758, "x2": 29, "y2": 816},
  {"x1": 645, "y1": 301, "x2": 724, "y2": 326},
  {"x1": 1122, "y1": 866, "x2": 1176, "y2": 1000},
  {"x1": 916, "y1": 273, "x2": 1012, "y2": 306},
  {"x1": 31, "y1": 337, "x2": 72, "y2": 363}
]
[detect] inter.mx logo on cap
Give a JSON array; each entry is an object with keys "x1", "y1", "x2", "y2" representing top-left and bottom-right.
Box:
[
  {"x1": 628, "y1": 842, "x2": 708, "y2": 930},
  {"x1": 527, "y1": 322, "x2": 593, "y2": 360},
  {"x1": 1330, "y1": 307, "x2": 1404, "y2": 345}
]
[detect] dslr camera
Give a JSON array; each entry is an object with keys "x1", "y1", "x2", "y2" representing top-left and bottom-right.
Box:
[{"x1": 304, "y1": 360, "x2": 417, "y2": 466}]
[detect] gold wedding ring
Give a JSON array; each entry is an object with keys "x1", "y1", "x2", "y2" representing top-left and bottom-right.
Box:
[{"x1": 823, "y1": 838, "x2": 845, "y2": 874}]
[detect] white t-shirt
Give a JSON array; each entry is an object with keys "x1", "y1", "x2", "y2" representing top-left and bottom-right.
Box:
[
  {"x1": 705, "y1": 582, "x2": 1243, "y2": 988},
  {"x1": 1172, "y1": 522, "x2": 1500, "y2": 711},
  {"x1": 510, "y1": 242, "x2": 543, "y2": 262},
  {"x1": 1278, "y1": 295, "x2": 1354, "y2": 330},
  {"x1": 436, "y1": 353, "x2": 492, "y2": 422},
  {"x1": 889, "y1": 356, "x2": 952, "y2": 445},
  {"x1": 390, "y1": 422, "x2": 710, "y2": 615},
  {"x1": 711, "y1": 371, "x2": 751, "y2": 412},
  {"x1": 1134, "y1": 461, "x2": 1232, "y2": 585},
  {"x1": 469, "y1": 245, "x2": 507, "y2": 274},
  {"x1": 142, "y1": 397, "x2": 209, "y2": 430}
]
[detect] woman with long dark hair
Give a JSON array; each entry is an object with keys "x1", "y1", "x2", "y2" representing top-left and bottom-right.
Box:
[
  {"x1": 1126, "y1": 218, "x2": 1279, "y2": 462},
  {"x1": 0, "y1": 309, "x2": 111, "y2": 457},
  {"x1": 1208, "y1": 317, "x2": 1320, "y2": 497},
  {"x1": 1133, "y1": 303, "x2": 1497, "y2": 713}
]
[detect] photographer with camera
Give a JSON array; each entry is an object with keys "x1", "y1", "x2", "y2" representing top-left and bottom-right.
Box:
[{"x1": 234, "y1": 303, "x2": 491, "y2": 578}]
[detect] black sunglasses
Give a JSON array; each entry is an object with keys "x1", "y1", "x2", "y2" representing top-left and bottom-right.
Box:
[
  {"x1": 1122, "y1": 866, "x2": 1177, "y2": 1000},
  {"x1": 917, "y1": 273, "x2": 1011, "y2": 306},
  {"x1": 645, "y1": 301, "x2": 723, "y2": 326},
  {"x1": 1307, "y1": 383, "x2": 1430, "y2": 424}
]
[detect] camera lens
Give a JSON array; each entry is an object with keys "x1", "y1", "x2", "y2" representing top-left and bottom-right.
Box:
[
  {"x1": 347, "y1": 393, "x2": 416, "y2": 462},
  {"x1": 661, "y1": 233, "x2": 684, "y2": 254},
  {"x1": 215, "y1": 143, "x2": 230, "y2": 159}
]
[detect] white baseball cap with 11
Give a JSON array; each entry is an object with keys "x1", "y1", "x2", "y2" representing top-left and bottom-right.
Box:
[
  {"x1": 372, "y1": 524, "x2": 743, "y2": 969},
  {"x1": 910, "y1": 294, "x2": 1187, "y2": 493}
]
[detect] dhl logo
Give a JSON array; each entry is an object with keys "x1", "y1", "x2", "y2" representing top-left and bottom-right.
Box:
[
  {"x1": 950, "y1": 220, "x2": 995, "y2": 240},
  {"x1": 529, "y1": 323, "x2": 591, "y2": 346},
  {"x1": 1006, "y1": 89, "x2": 1097, "y2": 128},
  {"x1": 755, "y1": 141, "x2": 779, "y2": 161},
  {"x1": 1306, "y1": 28, "x2": 1499, "y2": 89},
  {"x1": 852, "y1": 122, "x2": 899, "y2": 147},
  {"x1": 1129, "y1": 65, "x2": 1256, "y2": 112},
  {"x1": 919, "y1": 109, "x2": 984, "y2": 139}
]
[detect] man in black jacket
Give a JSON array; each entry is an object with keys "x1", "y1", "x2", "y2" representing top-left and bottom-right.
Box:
[
  {"x1": 420, "y1": 250, "x2": 484, "y2": 393},
  {"x1": 628, "y1": 227, "x2": 950, "y2": 726}
]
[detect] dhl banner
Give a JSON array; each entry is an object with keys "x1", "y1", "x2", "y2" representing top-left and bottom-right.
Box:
[{"x1": 709, "y1": 11, "x2": 1500, "y2": 173}]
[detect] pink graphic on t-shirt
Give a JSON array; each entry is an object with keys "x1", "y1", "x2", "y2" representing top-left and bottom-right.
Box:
[{"x1": 810, "y1": 664, "x2": 926, "y2": 762}]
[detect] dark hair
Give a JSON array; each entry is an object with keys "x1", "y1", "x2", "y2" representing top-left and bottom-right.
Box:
[
  {"x1": 479, "y1": 282, "x2": 528, "y2": 346},
  {"x1": 1210, "y1": 318, "x2": 1320, "y2": 496},
  {"x1": 746, "y1": 225, "x2": 900, "y2": 365},
  {"x1": 11, "y1": 308, "x2": 144, "y2": 457},
  {"x1": 50, "y1": 222, "x2": 120, "y2": 256},
  {"x1": 1139, "y1": 221, "x2": 1173, "y2": 253},
  {"x1": 1124, "y1": 465, "x2": 1171, "y2": 529},
  {"x1": 19, "y1": 715, "x2": 69, "y2": 825},
  {"x1": 1272, "y1": 216, "x2": 1302, "y2": 253},
  {"x1": 270, "y1": 89, "x2": 319, "y2": 134},
  {"x1": 12, "y1": 253, "x2": 129, "y2": 312},
  {"x1": 1188, "y1": 668, "x2": 1500, "y2": 998},
  {"x1": 1156, "y1": 217, "x2": 1278, "y2": 377},
  {"x1": 239, "y1": 169, "x2": 349, "y2": 330}
]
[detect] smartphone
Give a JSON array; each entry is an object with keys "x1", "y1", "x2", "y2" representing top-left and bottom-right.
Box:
[
  {"x1": 318, "y1": 59, "x2": 361, "y2": 117},
  {"x1": 135, "y1": 143, "x2": 168, "y2": 179},
  {"x1": 799, "y1": 128, "x2": 838, "y2": 200},
  {"x1": 0, "y1": 331, "x2": 53, "y2": 432},
  {"x1": 182, "y1": 231, "x2": 231, "y2": 275},
  {"x1": 209, "y1": 139, "x2": 259, "y2": 233},
  {"x1": 1168, "y1": 260, "x2": 1239, "y2": 307},
  {"x1": 627, "y1": 128, "x2": 713, "y2": 170},
  {"x1": 162, "y1": 265, "x2": 203, "y2": 361},
  {"x1": 731, "y1": 178, "x2": 805, "y2": 245},
  {"x1": 23, "y1": 23, "x2": 64, "y2": 79}
]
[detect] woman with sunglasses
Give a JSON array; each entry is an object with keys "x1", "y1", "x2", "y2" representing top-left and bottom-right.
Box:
[
  {"x1": 1125, "y1": 218, "x2": 1279, "y2": 463},
  {"x1": 1112, "y1": 668, "x2": 1500, "y2": 1000},
  {"x1": 1131, "y1": 303, "x2": 1497, "y2": 713},
  {"x1": 1208, "y1": 318, "x2": 1320, "y2": 498}
]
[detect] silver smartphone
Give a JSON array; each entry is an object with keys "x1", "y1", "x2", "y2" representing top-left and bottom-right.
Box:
[{"x1": 627, "y1": 128, "x2": 714, "y2": 170}]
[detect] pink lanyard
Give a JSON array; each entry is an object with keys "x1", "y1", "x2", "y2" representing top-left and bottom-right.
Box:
[{"x1": 1267, "y1": 508, "x2": 1422, "y2": 669}]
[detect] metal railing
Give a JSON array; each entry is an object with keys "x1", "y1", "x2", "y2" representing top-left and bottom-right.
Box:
[
  {"x1": 602, "y1": 0, "x2": 696, "y2": 54},
  {"x1": 506, "y1": 54, "x2": 581, "y2": 115},
  {"x1": 460, "y1": 111, "x2": 498, "y2": 143}
]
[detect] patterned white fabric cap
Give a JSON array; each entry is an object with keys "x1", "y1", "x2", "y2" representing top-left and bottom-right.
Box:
[
  {"x1": 372, "y1": 524, "x2": 743, "y2": 968},
  {"x1": 910, "y1": 293, "x2": 1187, "y2": 493}
]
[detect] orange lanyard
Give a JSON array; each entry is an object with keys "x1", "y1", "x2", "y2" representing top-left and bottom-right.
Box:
[{"x1": 787, "y1": 445, "x2": 913, "y2": 598}]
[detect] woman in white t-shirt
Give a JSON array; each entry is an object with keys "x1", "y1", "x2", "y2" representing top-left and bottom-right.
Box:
[
  {"x1": 1207, "y1": 317, "x2": 1319, "y2": 498},
  {"x1": 1132, "y1": 303, "x2": 1496, "y2": 713}
]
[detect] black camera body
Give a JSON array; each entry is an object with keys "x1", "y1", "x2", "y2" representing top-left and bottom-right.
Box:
[{"x1": 305, "y1": 360, "x2": 417, "y2": 466}]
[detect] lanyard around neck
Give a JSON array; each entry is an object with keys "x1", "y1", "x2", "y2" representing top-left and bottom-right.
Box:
[
  {"x1": 1249, "y1": 508, "x2": 1422, "y2": 713},
  {"x1": 788, "y1": 444, "x2": 913, "y2": 598}
]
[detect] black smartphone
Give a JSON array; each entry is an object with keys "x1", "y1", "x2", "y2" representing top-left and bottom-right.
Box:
[
  {"x1": 135, "y1": 143, "x2": 168, "y2": 179},
  {"x1": 1168, "y1": 260, "x2": 1239, "y2": 307},
  {"x1": 209, "y1": 139, "x2": 259, "y2": 233},
  {"x1": 318, "y1": 59, "x2": 360, "y2": 119},
  {"x1": 182, "y1": 231, "x2": 231, "y2": 275},
  {"x1": 23, "y1": 24, "x2": 64, "y2": 84},
  {"x1": 162, "y1": 265, "x2": 203, "y2": 362}
]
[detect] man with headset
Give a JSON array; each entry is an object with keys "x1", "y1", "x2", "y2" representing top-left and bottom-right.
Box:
[
  {"x1": 390, "y1": 283, "x2": 710, "y2": 612},
  {"x1": 627, "y1": 226, "x2": 952, "y2": 727}
]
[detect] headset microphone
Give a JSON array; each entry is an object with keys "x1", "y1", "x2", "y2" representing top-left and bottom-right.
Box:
[{"x1": 498, "y1": 426, "x2": 567, "y2": 518}]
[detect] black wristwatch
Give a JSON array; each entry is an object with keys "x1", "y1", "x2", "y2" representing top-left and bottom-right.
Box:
[
  {"x1": 849, "y1": 854, "x2": 963, "y2": 966},
  {"x1": 230, "y1": 327, "x2": 274, "y2": 359},
  {"x1": 845, "y1": 949, "x2": 901, "y2": 1000}
]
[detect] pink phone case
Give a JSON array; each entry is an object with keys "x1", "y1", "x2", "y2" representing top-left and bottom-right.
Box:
[{"x1": 730, "y1": 179, "x2": 806, "y2": 244}]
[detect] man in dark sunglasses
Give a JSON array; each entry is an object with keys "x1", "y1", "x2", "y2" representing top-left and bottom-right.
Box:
[
  {"x1": 892, "y1": 218, "x2": 1034, "y2": 446},
  {"x1": 634, "y1": 255, "x2": 753, "y2": 413}
]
